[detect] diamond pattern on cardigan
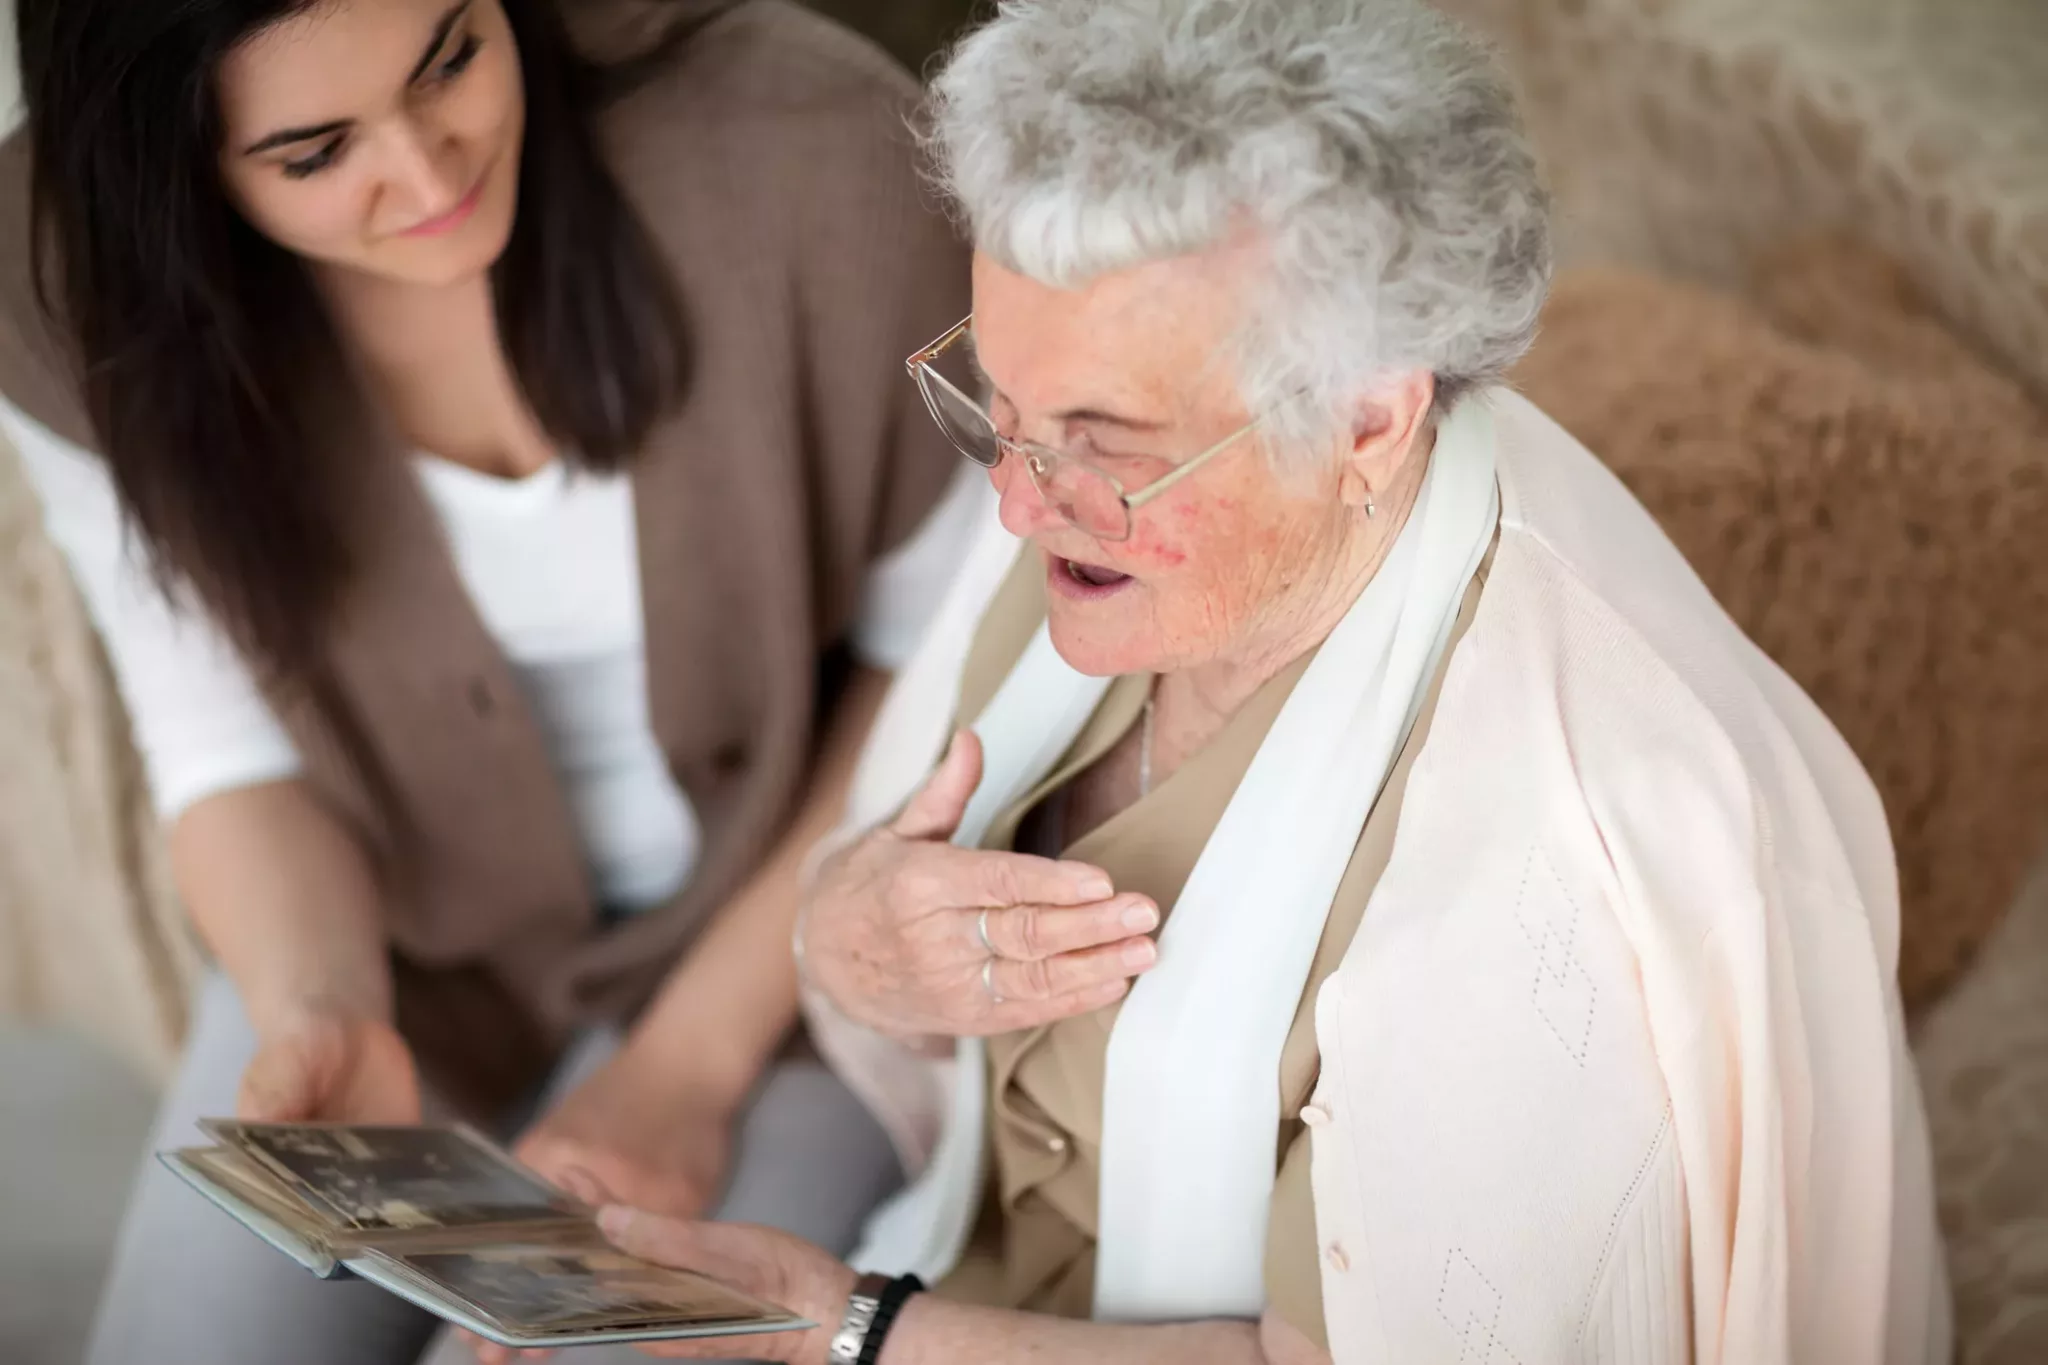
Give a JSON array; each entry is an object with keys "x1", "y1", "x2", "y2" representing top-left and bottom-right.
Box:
[
  {"x1": 1516, "y1": 847, "x2": 1601, "y2": 1065},
  {"x1": 1439, "y1": 1248, "x2": 1527, "y2": 1364}
]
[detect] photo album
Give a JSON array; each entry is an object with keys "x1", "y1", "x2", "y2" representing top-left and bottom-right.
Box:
[{"x1": 162, "y1": 1121, "x2": 808, "y2": 1349}]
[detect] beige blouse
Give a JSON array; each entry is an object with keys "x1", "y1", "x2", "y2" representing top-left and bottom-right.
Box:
[{"x1": 938, "y1": 549, "x2": 1486, "y2": 1348}]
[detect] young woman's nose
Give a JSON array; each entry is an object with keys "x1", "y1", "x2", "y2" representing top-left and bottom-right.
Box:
[{"x1": 379, "y1": 119, "x2": 466, "y2": 226}]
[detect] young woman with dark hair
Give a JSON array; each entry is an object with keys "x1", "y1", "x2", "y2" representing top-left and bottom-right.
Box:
[{"x1": 0, "y1": 1, "x2": 1085, "y2": 1360}]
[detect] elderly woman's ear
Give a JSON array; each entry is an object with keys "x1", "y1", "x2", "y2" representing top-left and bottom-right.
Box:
[{"x1": 1336, "y1": 370, "x2": 1438, "y2": 512}]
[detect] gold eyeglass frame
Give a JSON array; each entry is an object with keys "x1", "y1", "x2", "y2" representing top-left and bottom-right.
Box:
[{"x1": 905, "y1": 314, "x2": 1263, "y2": 542}]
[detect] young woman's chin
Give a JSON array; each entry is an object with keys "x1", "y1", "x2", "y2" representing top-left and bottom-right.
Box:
[
  {"x1": 380, "y1": 218, "x2": 515, "y2": 287},
  {"x1": 363, "y1": 171, "x2": 519, "y2": 286}
]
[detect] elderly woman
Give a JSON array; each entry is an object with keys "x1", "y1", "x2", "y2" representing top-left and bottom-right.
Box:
[{"x1": 593, "y1": 1, "x2": 1949, "y2": 1362}]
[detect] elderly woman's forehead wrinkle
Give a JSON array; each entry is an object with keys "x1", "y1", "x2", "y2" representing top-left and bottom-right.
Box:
[{"x1": 974, "y1": 252, "x2": 1248, "y2": 426}]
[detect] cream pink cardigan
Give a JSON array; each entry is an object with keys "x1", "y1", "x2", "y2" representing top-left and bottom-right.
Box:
[{"x1": 804, "y1": 390, "x2": 1949, "y2": 1363}]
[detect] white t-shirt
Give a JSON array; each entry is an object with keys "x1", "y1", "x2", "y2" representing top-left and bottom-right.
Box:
[{"x1": 1, "y1": 399, "x2": 991, "y2": 912}]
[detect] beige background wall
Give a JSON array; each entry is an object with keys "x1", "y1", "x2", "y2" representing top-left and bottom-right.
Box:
[{"x1": 1, "y1": 0, "x2": 16, "y2": 134}]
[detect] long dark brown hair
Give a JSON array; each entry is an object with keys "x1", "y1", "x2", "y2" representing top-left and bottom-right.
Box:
[{"x1": 18, "y1": 0, "x2": 700, "y2": 685}]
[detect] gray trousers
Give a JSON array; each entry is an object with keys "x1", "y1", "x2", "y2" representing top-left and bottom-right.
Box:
[{"x1": 86, "y1": 974, "x2": 902, "y2": 1365}]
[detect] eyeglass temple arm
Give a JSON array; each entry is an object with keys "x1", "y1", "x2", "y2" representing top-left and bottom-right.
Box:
[
  {"x1": 908, "y1": 312, "x2": 1264, "y2": 515},
  {"x1": 1120, "y1": 415, "x2": 1266, "y2": 511},
  {"x1": 905, "y1": 316, "x2": 976, "y2": 374}
]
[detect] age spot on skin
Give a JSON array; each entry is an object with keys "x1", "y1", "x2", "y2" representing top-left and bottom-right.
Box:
[{"x1": 1127, "y1": 525, "x2": 1188, "y2": 568}]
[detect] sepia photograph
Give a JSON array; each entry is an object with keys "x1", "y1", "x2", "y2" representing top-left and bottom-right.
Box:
[
  {"x1": 175, "y1": 1146, "x2": 333, "y2": 1236},
  {"x1": 204, "y1": 1123, "x2": 574, "y2": 1233},
  {"x1": 385, "y1": 1239, "x2": 791, "y2": 1334}
]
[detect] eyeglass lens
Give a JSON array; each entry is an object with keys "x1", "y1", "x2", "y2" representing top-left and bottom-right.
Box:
[
  {"x1": 1025, "y1": 452, "x2": 1133, "y2": 541},
  {"x1": 914, "y1": 341, "x2": 1000, "y2": 468},
  {"x1": 915, "y1": 327, "x2": 1135, "y2": 540}
]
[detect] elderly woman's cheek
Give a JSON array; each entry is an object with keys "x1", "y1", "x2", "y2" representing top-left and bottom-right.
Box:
[
  {"x1": 1126, "y1": 520, "x2": 1190, "y2": 570},
  {"x1": 1126, "y1": 494, "x2": 1240, "y2": 570}
]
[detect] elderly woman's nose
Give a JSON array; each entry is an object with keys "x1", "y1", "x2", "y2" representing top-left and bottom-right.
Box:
[{"x1": 994, "y1": 453, "x2": 1060, "y2": 537}]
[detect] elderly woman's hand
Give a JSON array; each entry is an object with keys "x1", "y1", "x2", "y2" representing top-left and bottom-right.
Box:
[
  {"x1": 597, "y1": 1207, "x2": 851, "y2": 1364},
  {"x1": 801, "y1": 732, "x2": 1159, "y2": 1039}
]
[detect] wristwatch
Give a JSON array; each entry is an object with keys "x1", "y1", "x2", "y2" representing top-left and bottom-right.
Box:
[{"x1": 826, "y1": 1271, "x2": 924, "y2": 1365}]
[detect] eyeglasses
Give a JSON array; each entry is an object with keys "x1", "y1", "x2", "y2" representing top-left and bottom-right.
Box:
[{"x1": 905, "y1": 314, "x2": 1262, "y2": 542}]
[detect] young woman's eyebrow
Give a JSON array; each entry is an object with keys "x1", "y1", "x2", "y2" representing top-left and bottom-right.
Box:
[{"x1": 241, "y1": 0, "x2": 474, "y2": 155}]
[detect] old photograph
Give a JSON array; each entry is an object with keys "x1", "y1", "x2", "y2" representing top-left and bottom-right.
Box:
[
  {"x1": 388, "y1": 1239, "x2": 790, "y2": 1333},
  {"x1": 204, "y1": 1122, "x2": 575, "y2": 1233}
]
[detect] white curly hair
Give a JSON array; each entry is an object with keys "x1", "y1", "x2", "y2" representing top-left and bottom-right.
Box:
[{"x1": 923, "y1": 0, "x2": 1554, "y2": 461}]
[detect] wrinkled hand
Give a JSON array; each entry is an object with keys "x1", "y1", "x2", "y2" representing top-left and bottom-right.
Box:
[
  {"x1": 516, "y1": 1041, "x2": 735, "y2": 1222},
  {"x1": 801, "y1": 731, "x2": 1160, "y2": 1039},
  {"x1": 238, "y1": 1005, "x2": 420, "y2": 1125},
  {"x1": 457, "y1": 1048, "x2": 740, "y2": 1365},
  {"x1": 462, "y1": 1060, "x2": 739, "y2": 1365},
  {"x1": 599, "y1": 1206, "x2": 856, "y2": 1365}
]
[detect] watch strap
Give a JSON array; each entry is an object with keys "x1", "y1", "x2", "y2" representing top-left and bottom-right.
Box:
[
  {"x1": 827, "y1": 1272, "x2": 892, "y2": 1365},
  {"x1": 856, "y1": 1273, "x2": 925, "y2": 1365},
  {"x1": 851, "y1": 1277, "x2": 925, "y2": 1358}
]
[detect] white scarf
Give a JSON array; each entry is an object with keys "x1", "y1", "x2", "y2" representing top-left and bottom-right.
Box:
[{"x1": 844, "y1": 398, "x2": 1500, "y2": 1320}]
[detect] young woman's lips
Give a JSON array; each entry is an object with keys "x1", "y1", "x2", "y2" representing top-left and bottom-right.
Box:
[
  {"x1": 1047, "y1": 554, "x2": 1136, "y2": 601},
  {"x1": 403, "y1": 175, "x2": 486, "y2": 238}
]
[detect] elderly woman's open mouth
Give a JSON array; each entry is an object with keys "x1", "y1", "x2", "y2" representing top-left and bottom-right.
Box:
[{"x1": 1050, "y1": 553, "x2": 1135, "y2": 599}]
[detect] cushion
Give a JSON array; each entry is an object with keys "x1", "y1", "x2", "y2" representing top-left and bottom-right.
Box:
[
  {"x1": 0, "y1": 421, "x2": 197, "y2": 1081},
  {"x1": 1914, "y1": 846, "x2": 2048, "y2": 1361},
  {"x1": 1436, "y1": 0, "x2": 2048, "y2": 409},
  {"x1": 1511, "y1": 239, "x2": 2048, "y2": 1009}
]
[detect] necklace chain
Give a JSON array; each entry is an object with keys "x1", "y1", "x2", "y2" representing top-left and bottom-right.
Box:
[{"x1": 1139, "y1": 691, "x2": 1157, "y2": 798}]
